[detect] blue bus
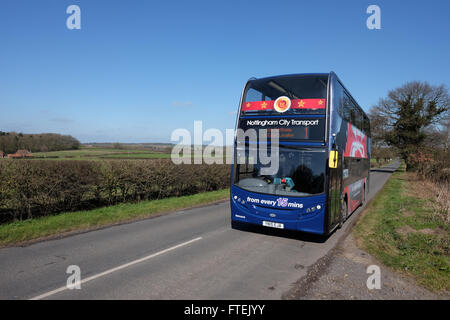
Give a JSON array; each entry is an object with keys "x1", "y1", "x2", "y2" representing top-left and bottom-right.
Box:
[{"x1": 231, "y1": 72, "x2": 371, "y2": 235}]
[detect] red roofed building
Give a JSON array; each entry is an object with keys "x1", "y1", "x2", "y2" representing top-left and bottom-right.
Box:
[{"x1": 7, "y1": 150, "x2": 33, "y2": 158}]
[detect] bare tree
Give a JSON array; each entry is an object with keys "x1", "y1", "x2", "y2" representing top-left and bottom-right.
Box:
[
  {"x1": 40, "y1": 145, "x2": 48, "y2": 158},
  {"x1": 370, "y1": 81, "x2": 449, "y2": 171}
]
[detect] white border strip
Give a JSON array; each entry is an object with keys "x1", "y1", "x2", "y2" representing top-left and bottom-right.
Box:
[{"x1": 30, "y1": 236, "x2": 203, "y2": 300}]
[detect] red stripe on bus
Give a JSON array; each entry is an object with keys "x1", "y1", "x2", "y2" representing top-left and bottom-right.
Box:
[{"x1": 242, "y1": 99, "x2": 326, "y2": 111}]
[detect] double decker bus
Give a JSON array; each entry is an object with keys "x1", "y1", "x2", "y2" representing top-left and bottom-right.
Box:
[{"x1": 231, "y1": 72, "x2": 371, "y2": 235}]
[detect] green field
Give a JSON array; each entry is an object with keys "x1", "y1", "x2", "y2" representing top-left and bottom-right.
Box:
[
  {"x1": 33, "y1": 146, "x2": 172, "y2": 160},
  {"x1": 354, "y1": 164, "x2": 449, "y2": 293},
  {"x1": 370, "y1": 157, "x2": 392, "y2": 168},
  {"x1": 100, "y1": 153, "x2": 172, "y2": 159},
  {"x1": 29, "y1": 146, "x2": 229, "y2": 161}
]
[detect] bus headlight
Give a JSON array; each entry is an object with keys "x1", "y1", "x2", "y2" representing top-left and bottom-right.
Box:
[{"x1": 305, "y1": 204, "x2": 323, "y2": 214}]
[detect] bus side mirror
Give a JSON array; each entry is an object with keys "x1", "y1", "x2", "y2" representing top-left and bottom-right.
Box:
[{"x1": 329, "y1": 150, "x2": 338, "y2": 168}]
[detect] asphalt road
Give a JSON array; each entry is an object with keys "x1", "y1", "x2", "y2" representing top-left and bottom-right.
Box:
[{"x1": 0, "y1": 160, "x2": 400, "y2": 300}]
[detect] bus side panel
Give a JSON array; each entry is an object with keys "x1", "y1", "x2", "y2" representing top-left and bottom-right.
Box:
[
  {"x1": 330, "y1": 75, "x2": 371, "y2": 219},
  {"x1": 342, "y1": 135, "x2": 370, "y2": 214}
]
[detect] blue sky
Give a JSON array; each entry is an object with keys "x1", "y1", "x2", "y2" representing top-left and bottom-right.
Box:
[{"x1": 0, "y1": 0, "x2": 449, "y2": 143}]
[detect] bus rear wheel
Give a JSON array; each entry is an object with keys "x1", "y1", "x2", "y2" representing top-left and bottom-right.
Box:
[
  {"x1": 338, "y1": 200, "x2": 348, "y2": 229},
  {"x1": 362, "y1": 185, "x2": 366, "y2": 205}
]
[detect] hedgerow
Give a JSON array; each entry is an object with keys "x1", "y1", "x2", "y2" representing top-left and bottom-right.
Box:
[{"x1": 0, "y1": 159, "x2": 230, "y2": 223}]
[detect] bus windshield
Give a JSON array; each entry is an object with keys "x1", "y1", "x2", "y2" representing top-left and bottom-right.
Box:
[
  {"x1": 234, "y1": 146, "x2": 326, "y2": 196},
  {"x1": 242, "y1": 74, "x2": 328, "y2": 115}
]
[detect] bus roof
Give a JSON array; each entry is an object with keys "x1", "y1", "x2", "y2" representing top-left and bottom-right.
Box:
[{"x1": 249, "y1": 73, "x2": 330, "y2": 82}]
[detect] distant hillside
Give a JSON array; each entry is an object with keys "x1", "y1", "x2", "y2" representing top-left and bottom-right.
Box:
[{"x1": 0, "y1": 131, "x2": 80, "y2": 154}]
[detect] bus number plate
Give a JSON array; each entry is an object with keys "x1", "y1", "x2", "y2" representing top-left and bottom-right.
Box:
[{"x1": 262, "y1": 221, "x2": 284, "y2": 229}]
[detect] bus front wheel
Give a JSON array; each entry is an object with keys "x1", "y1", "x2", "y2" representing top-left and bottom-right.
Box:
[{"x1": 231, "y1": 220, "x2": 246, "y2": 230}]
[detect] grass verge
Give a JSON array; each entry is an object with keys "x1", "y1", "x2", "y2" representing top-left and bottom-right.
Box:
[
  {"x1": 353, "y1": 164, "x2": 449, "y2": 293},
  {"x1": 0, "y1": 188, "x2": 229, "y2": 247}
]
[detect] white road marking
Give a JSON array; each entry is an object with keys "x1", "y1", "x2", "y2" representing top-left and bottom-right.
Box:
[{"x1": 30, "y1": 236, "x2": 203, "y2": 300}]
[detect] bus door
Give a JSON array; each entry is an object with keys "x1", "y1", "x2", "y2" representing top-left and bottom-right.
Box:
[{"x1": 328, "y1": 150, "x2": 342, "y2": 229}]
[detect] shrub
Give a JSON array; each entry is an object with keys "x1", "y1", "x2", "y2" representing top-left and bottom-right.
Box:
[{"x1": 409, "y1": 148, "x2": 450, "y2": 183}]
